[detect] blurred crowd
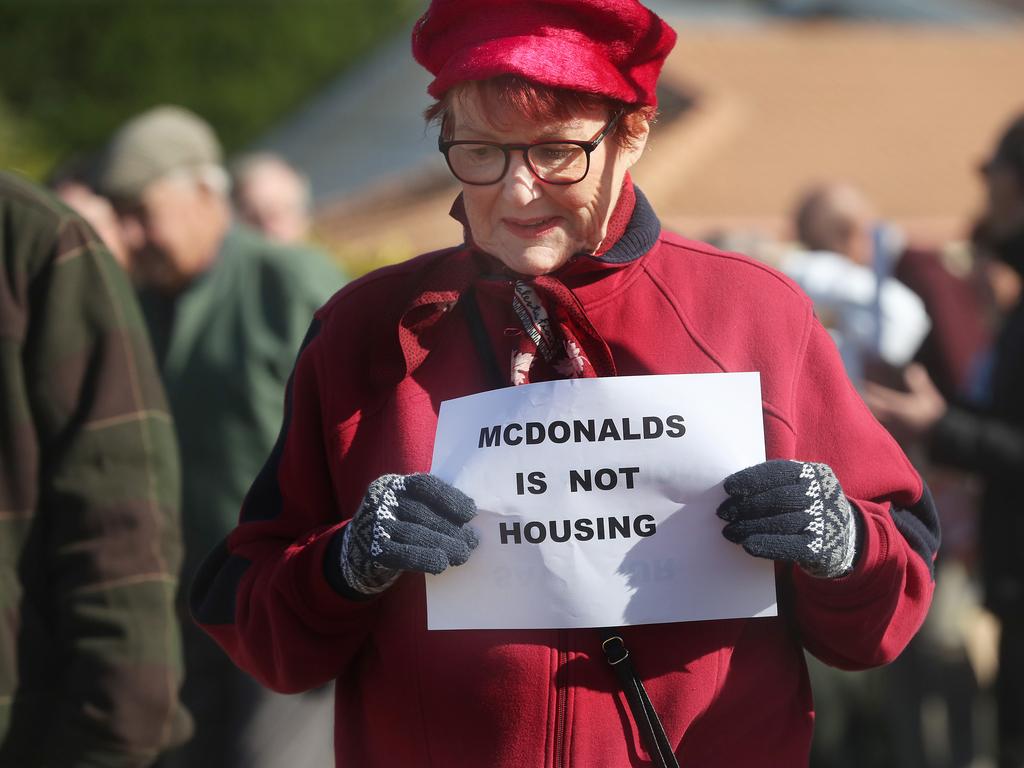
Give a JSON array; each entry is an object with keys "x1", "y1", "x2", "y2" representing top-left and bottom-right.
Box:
[
  {"x1": 1, "y1": 106, "x2": 344, "y2": 768},
  {"x1": 2, "y1": 95, "x2": 1023, "y2": 767},
  {"x1": 706, "y1": 114, "x2": 1024, "y2": 768}
]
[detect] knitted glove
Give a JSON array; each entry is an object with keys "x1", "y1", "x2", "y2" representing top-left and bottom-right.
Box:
[
  {"x1": 339, "y1": 473, "x2": 479, "y2": 596},
  {"x1": 716, "y1": 460, "x2": 860, "y2": 579}
]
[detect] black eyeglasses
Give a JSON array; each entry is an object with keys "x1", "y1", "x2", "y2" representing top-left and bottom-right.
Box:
[{"x1": 438, "y1": 109, "x2": 623, "y2": 186}]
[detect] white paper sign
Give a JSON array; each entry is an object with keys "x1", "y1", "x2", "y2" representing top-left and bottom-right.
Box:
[{"x1": 427, "y1": 372, "x2": 776, "y2": 630}]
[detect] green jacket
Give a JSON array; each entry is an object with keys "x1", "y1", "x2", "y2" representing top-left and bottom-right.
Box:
[
  {"x1": 0, "y1": 171, "x2": 190, "y2": 766},
  {"x1": 140, "y1": 227, "x2": 343, "y2": 580}
]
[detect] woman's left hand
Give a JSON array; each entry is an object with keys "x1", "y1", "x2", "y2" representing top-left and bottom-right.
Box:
[{"x1": 716, "y1": 460, "x2": 860, "y2": 579}]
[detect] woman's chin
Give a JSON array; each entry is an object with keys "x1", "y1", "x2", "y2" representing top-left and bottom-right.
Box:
[{"x1": 493, "y1": 244, "x2": 573, "y2": 277}]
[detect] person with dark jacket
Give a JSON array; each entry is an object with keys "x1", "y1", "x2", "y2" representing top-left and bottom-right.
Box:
[
  {"x1": 0, "y1": 170, "x2": 191, "y2": 766},
  {"x1": 191, "y1": 2, "x2": 939, "y2": 766},
  {"x1": 866, "y1": 109, "x2": 1024, "y2": 768}
]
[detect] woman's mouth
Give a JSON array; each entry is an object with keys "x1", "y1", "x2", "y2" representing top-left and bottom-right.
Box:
[{"x1": 502, "y1": 216, "x2": 561, "y2": 238}]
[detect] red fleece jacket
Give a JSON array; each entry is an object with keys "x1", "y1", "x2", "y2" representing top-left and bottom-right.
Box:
[{"x1": 192, "y1": 197, "x2": 937, "y2": 767}]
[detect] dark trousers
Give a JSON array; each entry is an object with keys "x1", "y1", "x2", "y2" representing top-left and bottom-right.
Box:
[
  {"x1": 998, "y1": 611, "x2": 1024, "y2": 768},
  {"x1": 157, "y1": 623, "x2": 334, "y2": 768}
]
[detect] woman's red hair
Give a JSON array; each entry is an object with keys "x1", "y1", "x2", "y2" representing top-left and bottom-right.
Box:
[{"x1": 425, "y1": 76, "x2": 654, "y2": 148}]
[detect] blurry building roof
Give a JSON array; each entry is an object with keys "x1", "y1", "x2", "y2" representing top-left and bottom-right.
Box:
[
  {"x1": 646, "y1": 21, "x2": 1024, "y2": 244},
  {"x1": 250, "y1": 34, "x2": 438, "y2": 206},
  {"x1": 650, "y1": 0, "x2": 1015, "y2": 23}
]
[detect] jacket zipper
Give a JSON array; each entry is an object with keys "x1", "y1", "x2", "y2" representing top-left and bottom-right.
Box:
[{"x1": 554, "y1": 629, "x2": 568, "y2": 768}]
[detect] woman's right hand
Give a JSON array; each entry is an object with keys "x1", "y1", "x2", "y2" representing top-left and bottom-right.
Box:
[{"x1": 338, "y1": 473, "x2": 479, "y2": 597}]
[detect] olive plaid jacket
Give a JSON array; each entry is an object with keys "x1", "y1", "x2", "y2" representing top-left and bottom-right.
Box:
[{"x1": 0, "y1": 171, "x2": 190, "y2": 766}]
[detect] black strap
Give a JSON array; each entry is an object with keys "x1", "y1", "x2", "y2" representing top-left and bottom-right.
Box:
[
  {"x1": 460, "y1": 286, "x2": 506, "y2": 389},
  {"x1": 599, "y1": 628, "x2": 680, "y2": 768},
  {"x1": 461, "y1": 288, "x2": 675, "y2": 765}
]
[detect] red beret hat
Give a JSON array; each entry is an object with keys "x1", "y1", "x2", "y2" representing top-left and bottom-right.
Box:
[{"x1": 412, "y1": 0, "x2": 677, "y2": 107}]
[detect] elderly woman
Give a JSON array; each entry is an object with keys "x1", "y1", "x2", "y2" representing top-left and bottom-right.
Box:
[{"x1": 192, "y1": 1, "x2": 938, "y2": 766}]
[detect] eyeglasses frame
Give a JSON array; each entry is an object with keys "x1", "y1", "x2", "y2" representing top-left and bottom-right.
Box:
[{"x1": 438, "y1": 108, "x2": 625, "y2": 186}]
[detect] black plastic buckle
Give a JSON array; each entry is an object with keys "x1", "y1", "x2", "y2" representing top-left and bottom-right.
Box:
[{"x1": 601, "y1": 634, "x2": 630, "y2": 666}]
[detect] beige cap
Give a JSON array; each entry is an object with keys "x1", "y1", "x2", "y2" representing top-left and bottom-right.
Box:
[{"x1": 96, "y1": 105, "x2": 223, "y2": 200}]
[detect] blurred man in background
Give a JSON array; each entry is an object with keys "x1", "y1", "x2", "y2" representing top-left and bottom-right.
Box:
[
  {"x1": 0, "y1": 170, "x2": 191, "y2": 766},
  {"x1": 866, "y1": 109, "x2": 1024, "y2": 768},
  {"x1": 230, "y1": 151, "x2": 313, "y2": 245},
  {"x1": 791, "y1": 180, "x2": 992, "y2": 398},
  {"x1": 95, "y1": 105, "x2": 344, "y2": 768},
  {"x1": 785, "y1": 181, "x2": 931, "y2": 386},
  {"x1": 793, "y1": 181, "x2": 877, "y2": 267}
]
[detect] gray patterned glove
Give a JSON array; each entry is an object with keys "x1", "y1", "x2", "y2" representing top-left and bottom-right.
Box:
[
  {"x1": 716, "y1": 460, "x2": 860, "y2": 579},
  {"x1": 339, "y1": 473, "x2": 479, "y2": 596}
]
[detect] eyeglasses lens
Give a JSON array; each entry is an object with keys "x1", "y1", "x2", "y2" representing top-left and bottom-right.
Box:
[
  {"x1": 447, "y1": 144, "x2": 505, "y2": 184},
  {"x1": 527, "y1": 144, "x2": 588, "y2": 183}
]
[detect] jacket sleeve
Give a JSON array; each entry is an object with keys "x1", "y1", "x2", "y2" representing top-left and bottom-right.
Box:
[
  {"x1": 783, "y1": 316, "x2": 940, "y2": 670},
  {"x1": 205, "y1": 243, "x2": 345, "y2": 560},
  {"x1": 190, "y1": 316, "x2": 377, "y2": 694},
  {"x1": 929, "y1": 405, "x2": 1024, "y2": 478},
  {"x1": 26, "y1": 215, "x2": 190, "y2": 765}
]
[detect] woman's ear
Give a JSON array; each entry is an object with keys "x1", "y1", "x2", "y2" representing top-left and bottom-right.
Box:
[{"x1": 621, "y1": 116, "x2": 650, "y2": 170}]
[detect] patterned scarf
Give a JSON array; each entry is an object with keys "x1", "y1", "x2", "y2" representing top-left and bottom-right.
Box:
[{"x1": 509, "y1": 277, "x2": 614, "y2": 385}]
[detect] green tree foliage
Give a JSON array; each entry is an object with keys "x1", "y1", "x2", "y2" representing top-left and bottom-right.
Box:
[{"x1": 0, "y1": 0, "x2": 421, "y2": 178}]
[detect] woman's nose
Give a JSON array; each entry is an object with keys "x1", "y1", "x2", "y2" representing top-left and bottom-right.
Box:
[{"x1": 501, "y1": 151, "x2": 541, "y2": 205}]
